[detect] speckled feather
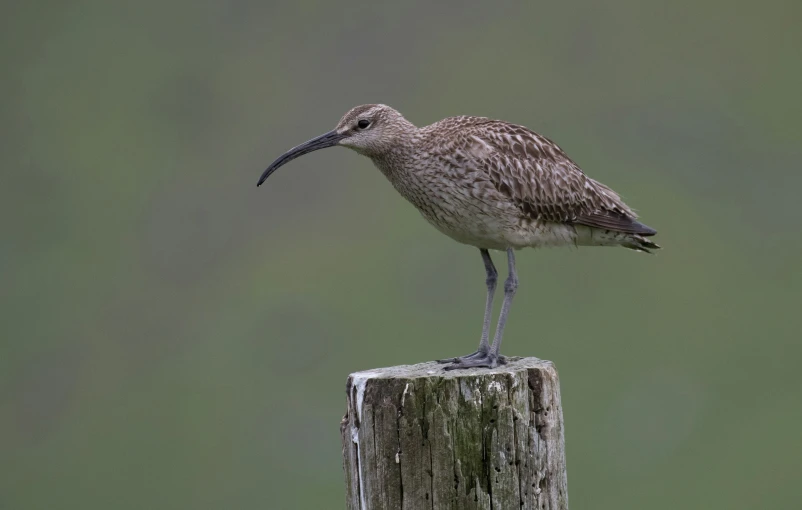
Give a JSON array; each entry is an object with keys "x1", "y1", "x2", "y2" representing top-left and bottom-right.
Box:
[{"x1": 425, "y1": 117, "x2": 649, "y2": 230}]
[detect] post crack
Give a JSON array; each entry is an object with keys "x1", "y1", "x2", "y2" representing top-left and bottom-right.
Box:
[{"x1": 396, "y1": 394, "x2": 404, "y2": 509}]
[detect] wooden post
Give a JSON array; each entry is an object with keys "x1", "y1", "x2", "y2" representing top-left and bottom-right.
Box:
[{"x1": 340, "y1": 357, "x2": 568, "y2": 510}]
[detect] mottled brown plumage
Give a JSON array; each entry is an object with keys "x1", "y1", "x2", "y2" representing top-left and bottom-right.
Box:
[
  {"x1": 257, "y1": 104, "x2": 660, "y2": 369},
  {"x1": 416, "y1": 115, "x2": 656, "y2": 248}
]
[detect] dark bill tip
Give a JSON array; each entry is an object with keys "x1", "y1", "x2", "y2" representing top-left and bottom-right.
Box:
[{"x1": 256, "y1": 130, "x2": 344, "y2": 187}]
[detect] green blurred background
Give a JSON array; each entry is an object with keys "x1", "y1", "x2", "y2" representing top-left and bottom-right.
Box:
[{"x1": 2, "y1": 1, "x2": 801, "y2": 508}]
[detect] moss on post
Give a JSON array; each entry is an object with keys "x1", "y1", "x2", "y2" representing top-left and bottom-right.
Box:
[{"x1": 340, "y1": 357, "x2": 568, "y2": 509}]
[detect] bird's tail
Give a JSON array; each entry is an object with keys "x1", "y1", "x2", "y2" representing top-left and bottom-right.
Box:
[
  {"x1": 574, "y1": 225, "x2": 661, "y2": 253},
  {"x1": 621, "y1": 235, "x2": 661, "y2": 254}
]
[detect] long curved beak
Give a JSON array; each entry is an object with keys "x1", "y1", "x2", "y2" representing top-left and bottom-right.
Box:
[{"x1": 257, "y1": 130, "x2": 345, "y2": 186}]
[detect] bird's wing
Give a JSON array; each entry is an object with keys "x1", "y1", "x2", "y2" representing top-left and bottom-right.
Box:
[{"x1": 456, "y1": 119, "x2": 654, "y2": 235}]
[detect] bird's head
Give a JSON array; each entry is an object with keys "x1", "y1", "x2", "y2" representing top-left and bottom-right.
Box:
[{"x1": 257, "y1": 104, "x2": 413, "y2": 186}]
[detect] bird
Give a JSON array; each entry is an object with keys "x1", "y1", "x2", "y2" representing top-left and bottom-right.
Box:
[{"x1": 257, "y1": 104, "x2": 659, "y2": 370}]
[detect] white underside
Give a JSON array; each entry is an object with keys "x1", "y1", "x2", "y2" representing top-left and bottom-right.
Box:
[{"x1": 430, "y1": 219, "x2": 628, "y2": 251}]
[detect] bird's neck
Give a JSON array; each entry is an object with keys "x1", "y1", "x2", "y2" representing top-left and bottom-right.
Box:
[
  {"x1": 370, "y1": 140, "x2": 416, "y2": 179},
  {"x1": 365, "y1": 123, "x2": 419, "y2": 175}
]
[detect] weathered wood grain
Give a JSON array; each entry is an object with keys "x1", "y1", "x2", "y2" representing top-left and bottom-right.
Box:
[{"x1": 340, "y1": 357, "x2": 568, "y2": 509}]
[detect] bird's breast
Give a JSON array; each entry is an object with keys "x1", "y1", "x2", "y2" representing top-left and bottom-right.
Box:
[{"x1": 374, "y1": 158, "x2": 528, "y2": 248}]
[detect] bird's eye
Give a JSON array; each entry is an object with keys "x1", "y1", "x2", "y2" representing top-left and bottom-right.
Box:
[{"x1": 357, "y1": 119, "x2": 370, "y2": 129}]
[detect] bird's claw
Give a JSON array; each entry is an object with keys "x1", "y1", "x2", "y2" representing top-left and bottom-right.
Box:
[{"x1": 436, "y1": 348, "x2": 489, "y2": 364}]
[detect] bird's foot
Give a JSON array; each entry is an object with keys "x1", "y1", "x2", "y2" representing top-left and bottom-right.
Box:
[
  {"x1": 442, "y1": 353, "x2": 507, "y2": 371},
  {"x1": 436, "y1": 349, "x2": 487, "y2": 364}
]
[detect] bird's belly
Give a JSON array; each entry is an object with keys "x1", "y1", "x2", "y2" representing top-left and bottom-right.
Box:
[
  {"x1": 409, "y1": 192, "x2": 579, "y2": 250},
  {"x1": 427, "y1": 215, "x2": 513, "y2": 250},
  {"x1": 428, "y1": 216, "x2": 580, "y2": 250}
]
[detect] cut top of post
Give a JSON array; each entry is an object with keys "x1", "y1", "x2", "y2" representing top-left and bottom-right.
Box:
[{"x1": 350, "y1": 356, "x2": 555, "y2": 380}]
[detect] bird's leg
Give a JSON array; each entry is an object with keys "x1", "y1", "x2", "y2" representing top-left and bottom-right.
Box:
[
  {"x1": 437, "y1": 249, "x2": 497, "y2": 363},
  {"x1": 488, "y1": 248, "x2": 518, "y2": 360},
  {"x1": 476, "y1": 248, "x2": 498, "y2": 355},
  {"x1": 444, "y1": 248, "x2": 517, "y2": 370}
]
